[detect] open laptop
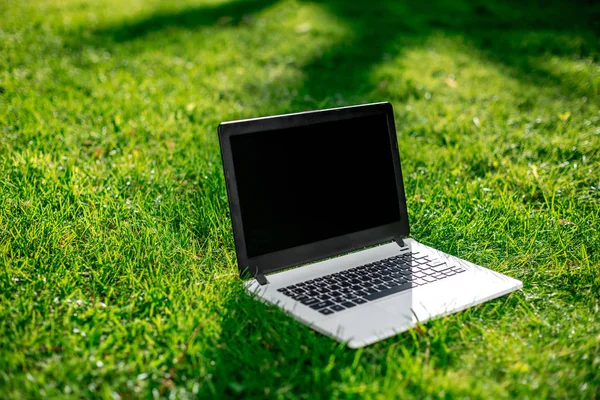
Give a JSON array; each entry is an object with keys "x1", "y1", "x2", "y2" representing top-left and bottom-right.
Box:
[{"x1": 218, "y1": 102, "x2": 522, "y2": 348}]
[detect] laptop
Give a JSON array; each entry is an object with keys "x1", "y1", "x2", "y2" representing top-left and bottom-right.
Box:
[{"x1": 218, "y1": 102, "x2": 522, "y2": 348}]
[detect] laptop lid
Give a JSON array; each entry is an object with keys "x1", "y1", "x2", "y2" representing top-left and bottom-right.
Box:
[{"x1": 218, "y1": 102, "x2": 410, "y2": 279}]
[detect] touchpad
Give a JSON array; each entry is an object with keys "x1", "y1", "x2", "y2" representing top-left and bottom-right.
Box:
[{"x1": 319, "y1": 304, "x2": 412, "y2": 345}]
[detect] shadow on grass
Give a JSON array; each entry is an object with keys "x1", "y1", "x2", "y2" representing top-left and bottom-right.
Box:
[
  {"x1": 201, "y1": 285, "x2": 419, "y2": 397},
  {"x1": 90, "y1": 0, "x2": 599, "y2": 107},
  {"x1": 200, "y1": 283, "x2": 522, "y2": 397},
  {"x1": 203, "y1": 287, "x2": 350, "y2": 396},
  {"x1": 292, "y1": 0, "x2": 600, "y2": 106},
  {"x1": 96, "y1": 0, "x2": 277, "y2": 42}
]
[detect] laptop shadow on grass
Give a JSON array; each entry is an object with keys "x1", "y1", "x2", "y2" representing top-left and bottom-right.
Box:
[
  {"x1": 202, "y1": 284, "x2": 417, "y2": 397},
  {"x1": 203, "y1": 279, "x2": 527, "y2": 397}
]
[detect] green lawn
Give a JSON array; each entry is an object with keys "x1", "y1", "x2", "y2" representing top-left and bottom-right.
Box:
[{"x1": 1, "y1": 0, "x2": 599, "y2": 398}]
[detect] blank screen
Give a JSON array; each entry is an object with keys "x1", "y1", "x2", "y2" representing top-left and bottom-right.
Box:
[{"x1": 231, "y1": 113, "x2": 401, "y2": 258}]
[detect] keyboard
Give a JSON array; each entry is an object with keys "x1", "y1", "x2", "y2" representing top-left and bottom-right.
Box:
[{"x1": 277, "y1": 251, "x2": 466, "y2": 315}]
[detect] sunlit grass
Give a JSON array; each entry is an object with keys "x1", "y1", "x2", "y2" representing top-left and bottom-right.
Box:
[{"x1": 1, "y1": 0, "x2": 599, "y2": 398}]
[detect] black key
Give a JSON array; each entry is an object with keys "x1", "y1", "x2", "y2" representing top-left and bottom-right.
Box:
[
  {"x1": 366, "y1": 287, "x2": 379, "y2": 294},
  {"x1": 364, "y1": 283, "x2": 414, "y2": 301},
  {"x1": 310, "y1": 300, "x2": 334, "y2": 310},
  {"x1": 317, "y1": 294, "x2": 331, "y2": 301},
  {"x1": 432, "y1": 265, "x2": 451, "y2": 273},
  {"x1": 341, "y1": 301, "x2": 356, "y2": 308},
  {"x1": 301, "y1": 298, "x2": 319, "y2": 306},
  {"x1": 319, "y1": 308, "x2": 334, "y2": 315},
  {"x1": 351, "y1": 285, "x2": 363, "y2": 291},
  {"x1": 295, "y1": 295, "x2": 308, "y2": 302},
  {"x1": 354, "y1": 298, "x2": 367, "y2": 304},
  {"x1": 331, "y1": 304, "x2": 345, "y2": 312},
  {"x1": 329, "y1": 284, "x2": 341, "y2": 291},
  {"x1": 329, "y1": 290, "x2": 342, "y2": 297},
  {"x1": 376, "y1": 284, "x2": 389, "y2": 291},
  {"x1": 428, "y1": 261, "x2": 447, "y2": 268}
]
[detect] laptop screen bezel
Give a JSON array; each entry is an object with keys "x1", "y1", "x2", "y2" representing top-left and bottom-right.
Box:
[{"x1": 218, "y1": 102, "x2": 410, "y2": 279}]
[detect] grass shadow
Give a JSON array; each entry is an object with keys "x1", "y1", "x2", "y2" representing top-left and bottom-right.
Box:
[
  {"x1": 94, "y1": 0, "x2": 278, "y2": 42},
  {"x1": 203, "y1": 286, "x2": 352, "y2": 396},
  {"x1": 198, "y1": 282, "x2": 519, "y2": 397},
  {"x1": 81, "y1": 0, "x2": 600, "y2": 109},
  {"x1": 292, "y1": 0, "x2": 600, "y2": 107}
]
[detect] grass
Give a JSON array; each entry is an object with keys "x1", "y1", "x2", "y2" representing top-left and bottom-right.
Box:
[{"x1": 1, "y1": 0, "x2": 599, "y2": 398}]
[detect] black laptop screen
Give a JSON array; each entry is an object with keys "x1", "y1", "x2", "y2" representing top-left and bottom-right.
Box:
[{"x1": 230, "y1": 113, "x2": 401, "y2": 258}]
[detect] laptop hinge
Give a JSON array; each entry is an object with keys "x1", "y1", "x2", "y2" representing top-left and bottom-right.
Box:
[
  {"x1": 394, "y1": 236, "x2": 406, "y2": 248},
  {"x1": 255, "y1": 271, "x2": 269, "y2": 286}
]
